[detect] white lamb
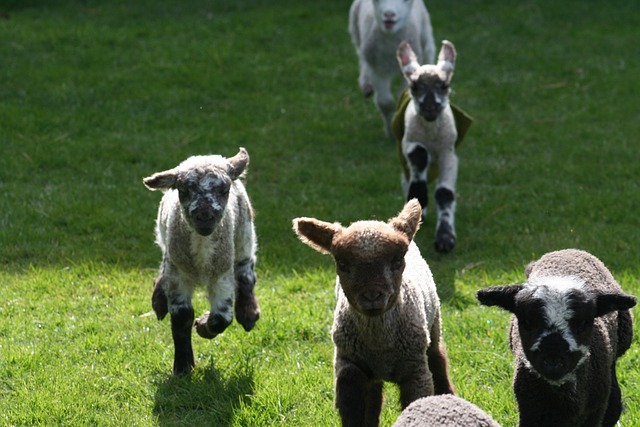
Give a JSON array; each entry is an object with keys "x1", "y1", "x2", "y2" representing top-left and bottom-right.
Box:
[
  {"x1": 349, "y1": 0, "x2": 436, "y2": 139},
  {"x1": 143, "y1": 147, "x2": 260, "y2": 375},
  {"x1": 293, "y1": 199, "x2": 455, "y2": 427},
  {"x1": 396, "y1": 40, "x2": 459, "y2": 253}
]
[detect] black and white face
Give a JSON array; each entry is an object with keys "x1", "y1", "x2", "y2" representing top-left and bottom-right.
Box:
[
  {"x1": 409, "y1": 72, "x2": 451, "y2": 122},
  {"x1": 514, "y1": 277, "x2": 594, "y2": 384},
  {"x1": 177, "y1": 170, "x2": 231, "y2": 236}
]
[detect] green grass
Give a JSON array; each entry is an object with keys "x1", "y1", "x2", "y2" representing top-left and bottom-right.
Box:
[{"x1": 1, "y1": 0, "x2": 639, "y2": 425}]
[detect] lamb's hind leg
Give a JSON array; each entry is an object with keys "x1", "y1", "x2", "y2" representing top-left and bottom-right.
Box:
[
  {"x1": 195, "y1": 271, "x2": 234, "y2": 339},
  {"x1": 427, "y1": 313, "x2": 455, "y2": 395},
  {"x1": 235, "y1": 258, "x2": 260, "y2": 332}
]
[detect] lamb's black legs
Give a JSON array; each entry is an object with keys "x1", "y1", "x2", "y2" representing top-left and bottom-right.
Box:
[
  {"x1": 602, "y1": 364, "x2": 622, "y2": 427},
  {"x1": 404, "y1": 144, "x2": 458, "y2": 253},
  {"x1": 406, "y1": 145, "x2": 429, "y2": 213},
  {"x1": 335, "y1": 358, "x2": 383, "y2": 427},
  {"x1": 170, "y1": 306, "x2": 195, "y2": 375}
]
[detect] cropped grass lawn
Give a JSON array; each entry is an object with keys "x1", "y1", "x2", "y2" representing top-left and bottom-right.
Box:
[{"x1": 1, "y1": 0, "x2": 639, "y2": 425}]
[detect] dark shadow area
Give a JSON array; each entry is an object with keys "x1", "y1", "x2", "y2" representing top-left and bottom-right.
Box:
[{"x1": 153, "y1": 362, "x2": 255, "y2": 426}]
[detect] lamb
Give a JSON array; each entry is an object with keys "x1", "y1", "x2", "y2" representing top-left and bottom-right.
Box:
[
  {"x1": 349, "y1": 0, "x2": 436, "y2": 139},
  {"x1": 395, "y1": 40, "x2": 459, "y2": 253},
  {"x1": 476, "y1": 249, "x2": 636, "y2": 427},
  {"x1": 392, "y1": 394, "x2": 502, "y2": 427},
  {"x1": 293, "y1": 199, "x2": 455, "y2": 427},
  {"x1": 143, "y1": 147, "x2": 260, "y2": 375}
]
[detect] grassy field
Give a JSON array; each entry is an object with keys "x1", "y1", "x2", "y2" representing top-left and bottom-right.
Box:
[{"x1": 1, "y1": 0, "x2": 639, "y2": 425}]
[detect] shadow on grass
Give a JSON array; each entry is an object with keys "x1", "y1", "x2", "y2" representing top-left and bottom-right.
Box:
[{"x1": 153, "y1": 362, "x2": 255, "y2": 426}]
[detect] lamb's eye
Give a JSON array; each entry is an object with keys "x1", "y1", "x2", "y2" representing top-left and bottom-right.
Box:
[
  {"x1": 519, "y1": 319, "x2": 532, "y2": 330},
  {"x1": 391, "y1": 256, "x2": 404, "y2": 271},
  {"x1": 178, "y1": 188, "x2": 190, "y2": 201},
  {"x1": 336, "y1": 259, "x2": 350, "y2": 273}
]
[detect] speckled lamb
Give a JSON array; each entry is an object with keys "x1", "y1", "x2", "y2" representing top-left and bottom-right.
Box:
[
  {"x1": 143, "y1": 148, "x2": 260, "y2": 375},
  {"x1": 477, "y1": 249, "x2": 636, "y2": 427},
  {"x1": 392, "y1": 394, "x2": 502, "y2": 427},
  {"x1": 293, "y1": 199, "x2": 454, "y2": 427}
]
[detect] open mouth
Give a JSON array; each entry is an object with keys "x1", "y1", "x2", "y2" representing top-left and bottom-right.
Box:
[{"x1": 383, "y1": 20, "x2": 395, "y2": 31}]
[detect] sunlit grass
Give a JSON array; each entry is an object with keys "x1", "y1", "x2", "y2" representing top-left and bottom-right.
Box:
[{"x1": 1, "y1": 0, "x2": 639, "y2": 425}]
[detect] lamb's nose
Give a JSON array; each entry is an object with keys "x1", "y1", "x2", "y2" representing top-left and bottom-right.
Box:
[
  {"x1": 383, "y1": 11, "x2": 396, "y2": 20},
  {"x1": 363, "y1": 291, "x2": 383, "y2": 302},
  {"x1": 195, "y1": 210, "x2": 214, "y2": 222}
]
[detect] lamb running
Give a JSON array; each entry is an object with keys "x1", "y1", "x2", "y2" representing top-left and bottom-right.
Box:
[
  {"x1": 293, "y1": 199, "x2": 455, "y2": 427},
  {"x1": 392, "y1": 394, "x2": 502, "y2": 427},
  {"x1": 143, "y1": 147, "x2": 260, "y2": 375},
  {"x1": 396, "y1": 40, "x2": 459, "y2": 253},
  {"x1": 349, "y1": 0, "x2": 436, "y2": 139},
  {"x1": 476, "y1": 249, "x2": 636, "y2": 427}
]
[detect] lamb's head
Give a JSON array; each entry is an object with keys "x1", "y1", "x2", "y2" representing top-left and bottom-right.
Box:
[
  {"x1": 143, "y1": 148, "x2": 249, "y2": 236},
  {"x1": 372, "y1": 0, "x2": 414, "y2": 34},
  {"x1": 397, "y1": 40, "x2": 455, "y2": 122},
  {"x1": 477, "y1": 276, "x2": 636, "y2": 385},
  {"x1": 293, "y1": 199, "x2": 422, "y2": 317}
]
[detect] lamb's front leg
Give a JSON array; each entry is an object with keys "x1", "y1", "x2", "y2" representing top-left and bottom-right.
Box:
[
  {"x1": 235, "y1": 258, "x2": 260, "y2": 332},
  {"x1": 402, "y1": 141, "x2": 430, "y2": 220},
  {"x1": 434, "y1": 149, "x2": 458, "y2": 253},
  {"x1": 398, "y1": 360, "x2": 434, "y2": 409},
  {"x1": 154, "y1": 273, "x2": 196, "y2": 375},
  {"x1": 371, "y1": 73, "x2": 395, "y2": 140},
  {"x1": 335, "y1": 357, "x2": 382, "y2": 427},
  {"x1": 195, "y1": 270, "x2": 235, "y2": 339}
]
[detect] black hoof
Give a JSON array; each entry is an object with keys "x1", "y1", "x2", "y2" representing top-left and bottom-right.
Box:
[{"x1": 435, "y1": 232, "x2": 456, "y2": 253}]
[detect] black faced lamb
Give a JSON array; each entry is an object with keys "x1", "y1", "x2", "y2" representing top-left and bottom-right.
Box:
[
  {"x1": 476, "y1": 249, "x2": 636, "y2": 427},
  {"x1": 392, "y1": 394, "x2": 502, "y2": 427},
  {"x1": 293, "y1": 199, "x2": 455, "y2": 427},
  {"x1": 143, "y1": 147, "x2": 260, "y2": 375},
  {"x1": 349, "y1": 0, "x2": 436, "y2": 139},
  {"x1": 395, "y1": 40, "x2": 459, "y2": 253}
]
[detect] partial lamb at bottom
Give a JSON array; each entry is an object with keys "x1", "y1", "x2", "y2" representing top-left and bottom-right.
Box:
[
  {"x1": 143, "y1": 147, "x2": 260, "y2": 375},
  {"x1": 392, "y1": 394, "x2": 502, "y2": 427},
  {"x1": 293, "y1": 199, "x2": 454, "y2": 427},
  {"x1": 477, "y1": 249, "x2": 636, "y2": 427}
]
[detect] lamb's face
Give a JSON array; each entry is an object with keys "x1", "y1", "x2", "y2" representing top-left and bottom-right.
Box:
[
  {"x1": 513, "y1": 277, "x2": 594, "y2": 384},
  {"x1": 373, "y1": 0, "x2": 413, "y2": 34},
  {"x1": 332, "y1": 224, "x2": 408, "y2": 317},
  {"x1": 398, "y1": 41, "x2": 455, "y2": 122},
  {"x1": 176, "y1": 167, "x2": 232, "y2": 236},
  {"x1": 408, "y1": 69, "x2": 451, "y2": 122}
]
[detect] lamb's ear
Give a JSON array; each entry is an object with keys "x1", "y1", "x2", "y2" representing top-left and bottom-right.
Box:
[
  {"x1": 389, "y1": 199, "x2": 422, "y2": 241},
  {"x1": 227, "y1": 147, "x2": 249, "y2": 180},
  {"x1": 437, "y1": 40, "x2": 456, "y2": 82},
  {"x1": 595, "y1": 292, "x2": 637, "y2": 317},
  {"x1": 397, "y1": 41, "x2": 420, "y2": 82},
  {"x1": 143, "y1": 169, "x2": 178, "y2": 191},
  {"x1": 292, "y1": 218, "x2": 341, "y2": 255},
  {"x1": 476, "y1": 285, "x2": 523, "y2": 313}
]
